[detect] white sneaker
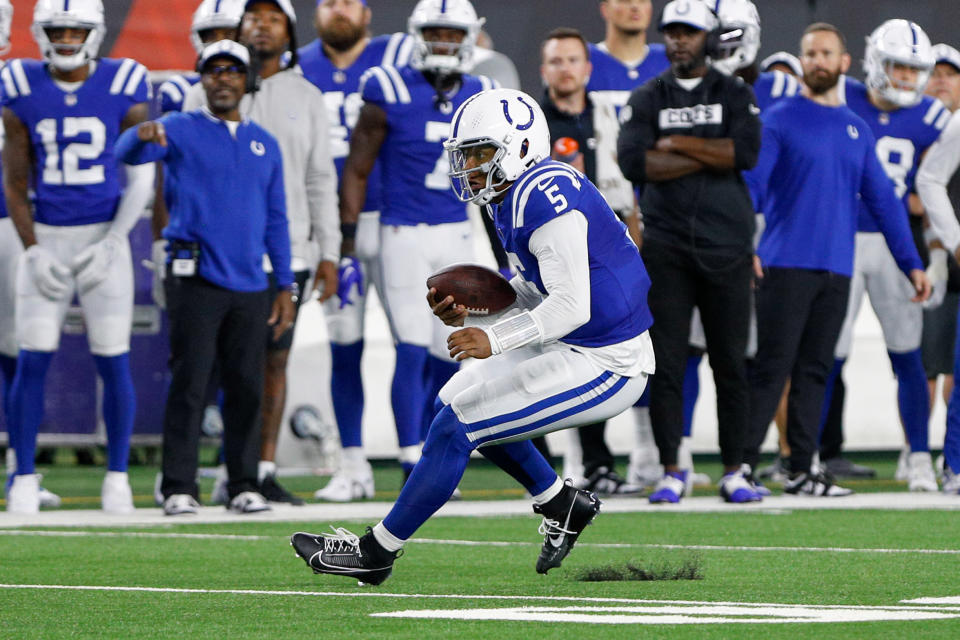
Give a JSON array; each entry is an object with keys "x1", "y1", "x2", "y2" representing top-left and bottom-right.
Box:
[
  {"x1": 894, "y1": 445, "x2": 910, "y2": 481},
  {"x1": 228, "y1": 491, "x2": 271, "y2": 513},
  {"x1": 314, "y1": 469, "x2": 375, "y2": 502},
  {"x1": 36, "y1": 475, "x2": 62, "y2": 508},
  {"x1": 943, "y1": 467, "x2": 960, "y2": 494},
  {"x1": 153, "y1": 472, "x2": 164, "y2": 506},
  {"x1": 626, "y1": 448, "x2": 662, "y2": 488},
  {"x1": 101, "y1": 471, "x2": 135, "y2": 513},
  {"x1": 163, "y1": 493, "x2": 199, "y2": 516},
  {"x1": 907, "y1": 452, "x2": 939, "y2": 492},
  {"x1": 7, "y1": 473, "x2": 40, "y2": 513}
]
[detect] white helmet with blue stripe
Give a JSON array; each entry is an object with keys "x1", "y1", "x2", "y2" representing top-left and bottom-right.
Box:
[
  {"x1": 191, "y1": 0, "x2": 244, "y2": 55},
  {"x1": 0, "y1": 0, "x2": 13, "y2": 55},
  {"x1": 864, "y1": 19, "x2": 935, "y2": 107},
  {"x1": 445, "y1": 88, "x2": 550, "y2": 205},
  {"x1": 408, "y1": 0, "x2": 484, "y2": 75},
  {"x1": 32, "y1": 0, "x2": 106, "y2": 71},
  {"x1": 711, "y1": 0, "x2": 761, "y2": 75}
]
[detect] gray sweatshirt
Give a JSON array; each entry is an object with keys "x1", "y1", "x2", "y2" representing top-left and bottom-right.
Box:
[{"x1": 184, "y1": 68, "x2": 339, "y2": 271}]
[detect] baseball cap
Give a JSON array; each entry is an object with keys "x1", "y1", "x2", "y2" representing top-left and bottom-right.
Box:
[
  {"x1": 198, "y1": 39, "x2": 250, "y2": 71},
  {"x1": 245, "y1": 0, "x2": 296, "y2": 23},
  {"x1": 760, "y1": 51, "x2": 803, "y2": 77},
  {"x1": 659, "y1": 0, "x2": 719, "y2": 33},
  {"x1": 933, "y1": 43, "x2": 960, "y2": 72}
]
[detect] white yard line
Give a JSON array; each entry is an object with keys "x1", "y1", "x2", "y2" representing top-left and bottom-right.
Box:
[{"x1": 2, "y1": 529, "x2": 959, "y2": 556}]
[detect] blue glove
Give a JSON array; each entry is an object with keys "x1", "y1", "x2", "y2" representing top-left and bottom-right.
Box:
[{"x1": 337, "y1": 256, "x2": 364, "y2": 309}]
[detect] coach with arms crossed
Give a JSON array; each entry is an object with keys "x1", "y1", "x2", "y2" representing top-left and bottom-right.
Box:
[
  {"x1": 116, "y1": 40, "x2": 295, "y2": 515},
  {"x1": 617, "y1": 0, "x2": 761, "y2": 504}
]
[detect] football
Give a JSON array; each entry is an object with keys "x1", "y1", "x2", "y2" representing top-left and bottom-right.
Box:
[{"x1": 426, "y1": 263, "x2": 517, "y2": 316}]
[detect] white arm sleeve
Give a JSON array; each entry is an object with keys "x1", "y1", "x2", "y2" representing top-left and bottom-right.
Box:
[
  {"x1": 111, "y1": 162, "x2": 154, "y2": 237},
  {"x1": 306, "y1": 89, "x2": 341, "y2": 263},
  {"x1": 917, "y1": 113, "x2": 960, "y2": 254}
]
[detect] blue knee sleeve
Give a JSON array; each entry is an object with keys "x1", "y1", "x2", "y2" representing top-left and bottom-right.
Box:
[
  {"x1": 421, "y1": 356, "x2": 459, "y2": 440},
  {"x1": 480, "y1": 439, "x2": 558, "y2": 497},
  {"x1": 94, "y1": 353, "x2": 137, "y2": 472},
  {"x1": 383, "y1": 405, "x2": 474, "y2": 539},
  {"x1": 889, "y1": 349, "x2": 930, "y2": 453},
  {"x1": 682, "y1": 354, "x2": 702, "y2": 437},
  {"x1": 9, "y1": 350, "x2": 53, "y2": 476},
  {"x1": 818, "y1": 358, "x2": 845, "y2": 440},
  {"x1": 330, "y1": 340, "x2": 365, "y2": 448},
  {"x1": 392, "y1": 343, "x2": 428, "y2": 448}
]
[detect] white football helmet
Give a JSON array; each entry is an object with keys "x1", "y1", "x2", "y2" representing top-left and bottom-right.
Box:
[
  {"x1": 711, "y1": 0, "x2": 761, "y2": 75},
  {"x1": 864, "y1": 19, "x2": 935, "y2": 107},
  {"x1": 191, "y1": 0, "x2": 244, "y2": 55},
  {"x1": 32, "y1": 0, "x2": 106, "y2": 72},
  {"x1": 445, "y1": 88, "x2": 550, "y2": 205},
  {"x1": 0, "y1": 0, "x2": 12, "y2": 56},
  {"x1": 408, "y1": 0, "x2": 484, "y2": 75}
]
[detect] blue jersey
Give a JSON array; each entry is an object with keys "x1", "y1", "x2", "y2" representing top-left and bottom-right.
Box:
[
  {"x1": 360, "y1": 65, "x2": 496, "y2": 226},
  {"x1": 298, "y1": 33, "x2": 412, "y2": 214},
  {"x1": 491, "y1": 160, "x2": 653, "y2": 348},
  {"x1": 748, "y1": 96, "x2": 921, "y2": 278},
  {"x1": 842, "y1": 76, "x2": 951, "y2": 232},
  {"x1": 586, "y1": 42, "x2": 669, "y2": 109},
  {"x1": 157, "y1": 73, "x2": 200, "y2": 113},
  {"x1": 0, "y1": 58, "x2": 150, "y2": 227},
  {"x1": 753, "y1": 70, "x2": 801, "y2": 112}
]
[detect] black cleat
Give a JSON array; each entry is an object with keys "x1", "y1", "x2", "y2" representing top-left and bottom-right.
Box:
[
  {"x1": 260, "y1": 474, "x2": 305, "y2": 505},
  {"x1": 533, "y1": 482, "x2": 601, "y2": 574},
  {"x1": 291, "y1": 527, "x2": 401, "y2": 586}
]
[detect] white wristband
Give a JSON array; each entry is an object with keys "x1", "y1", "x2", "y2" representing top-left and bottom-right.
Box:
[{"x1": 484, "y1": 310, "x2": 542, "y2": 355}]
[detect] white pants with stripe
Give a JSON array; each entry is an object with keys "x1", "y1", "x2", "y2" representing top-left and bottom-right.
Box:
[
  {"x1": 834, "y1": 232, "x2": 922, "y2": 358},
  {"x1": 17, "y1": 222, "x2": 133, "y2": 356},
  {"x1": 438, "y1": 342, "x2": 648, "y2": 448}
]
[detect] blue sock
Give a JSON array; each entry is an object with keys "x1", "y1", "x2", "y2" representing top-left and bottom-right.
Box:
[
  {"x1": 818, "y1": 358, "x2": 845, "y2": 441},
  {"x1": 9, "y1": 350, "x2": 53, "y2": 476},
  {"x1": 383, "y1": 405, "x2": 474, "y2": 539},
  {"x1": 330, "y1": 340, "x2": 365, "y2": 448},
  {"x1": 392, "y1": 343, "x2": 428, "y2": 448},
  {"x1": 681, "y1": 354, "x2": 702, "y2": 437},
  {"x1": 421, "y1": 356, "x2": 459, "y2": 440},
  {"x1": 480, "y1": 439, "x2": 558, "y2": 496},
  {"x1": 888, "y1": 349, "x2": 930, "y2": 453},
  {"x1": 94, "y1": 353, "x2": 137, "y2": 472}
]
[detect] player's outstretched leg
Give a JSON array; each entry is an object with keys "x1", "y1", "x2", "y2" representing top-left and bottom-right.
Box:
[
  {"x1": 291, "y1": 527, "x2": 401, "y2": 586},
  {"x1": 533, "y1": 480, "x2": 601, "y2": 574}
]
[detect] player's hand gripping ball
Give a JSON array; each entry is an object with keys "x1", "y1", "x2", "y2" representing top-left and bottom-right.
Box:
[{"x1": 426, "y1": 263, "x2": 517, "y2": 316}]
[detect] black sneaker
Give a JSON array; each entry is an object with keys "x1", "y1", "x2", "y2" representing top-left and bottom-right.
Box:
[
  {"x1": 584, "y1": 466, "x2": 642, "y2": 496},
  {"x1": 260, "y1": 474, "x2": 305, "y2": 505},
  {"x1": 783, "y1": 470, "x2": 853, "y2": 496},
  {"x1": 822, "y1": 457, "x2": 876, "y2": 478},
  {"x1": 532, "y1": 482, "x2": 601, "y2": 574},
  {"x1": 291, "y1": 527, "x2": 401, "y2": 586}
]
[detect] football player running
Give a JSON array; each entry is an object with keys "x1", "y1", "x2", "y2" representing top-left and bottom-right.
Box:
[
  {"x1": 328, "y1": 0, "x2": 495, "y2": 484},
  {"x1": 292, "y1": 88, "x2": 655, "y2": 585},
  {"x1": 824, "y1": 20, "x2": 951, "y2": 491},
  {"x1": 299, "y1": 0, "x2": 411, "y2": 502},
  {"x1": 2, "y1": 0, "x2": 152, "y2": 513}
]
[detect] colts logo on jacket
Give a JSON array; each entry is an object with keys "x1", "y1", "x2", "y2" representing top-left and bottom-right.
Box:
[{"x1": 250, "y1": 140, "x2": 266, "y2": 156}]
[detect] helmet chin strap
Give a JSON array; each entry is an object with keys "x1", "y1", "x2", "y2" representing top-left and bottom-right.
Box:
[{"x1": 423, "y1": 69, "x2": 462, "y2": 110}]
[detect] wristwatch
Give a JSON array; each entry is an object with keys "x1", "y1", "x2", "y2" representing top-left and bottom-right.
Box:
[{"x1": 282, "y1": 281, "x2": 300, "y2": 304}]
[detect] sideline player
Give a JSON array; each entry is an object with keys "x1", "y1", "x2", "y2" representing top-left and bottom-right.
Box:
[
  {"x1": 3, "y1": 0, "x2": 152, "y2": 513},
  {"x1": 291, "y1": 87, "x2": 655, "y2": 585},
  {"x1": 298, "y1": 0, "x2": 410, "y2": 502},
  {"x1": 334, "y1": 0, "x2": 495, "y2": 481},
  {"x1": 823, "y1": 20, "x2": 949, "y2": 491}
]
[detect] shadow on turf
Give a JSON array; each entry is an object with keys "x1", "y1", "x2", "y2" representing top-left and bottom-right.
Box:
[{"x1": 575, "y1": 554, "x2": 704, "y2": 581}]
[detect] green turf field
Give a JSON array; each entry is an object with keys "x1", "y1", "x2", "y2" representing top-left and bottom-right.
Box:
[{"x1": 2, "y1": 453, "x2": 960, "y2": 638}]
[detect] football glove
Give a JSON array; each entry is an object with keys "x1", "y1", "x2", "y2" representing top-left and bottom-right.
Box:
[
  {"x1": 71, "y1": 231, "x2": 125, "y2": 294},
  {"x1": 337, "y1": 256, "x2": 364, "y2": 309},
  {"x1": 25, "y1": 244, "x2": 72, "y2": 301},
  {"x1": 922, "y1": 248, "x2": 949, "y2": 310}
]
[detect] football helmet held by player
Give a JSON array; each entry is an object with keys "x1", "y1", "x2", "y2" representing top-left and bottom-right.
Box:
[
  {"x1": 32, "y1": 0, "x2": 106, "y2": 72},
  {"x1": 408, "y1": 0, "x2": 484, "y2": 76},
  {"x1": 864, "y1": 19, "x2": 935, "y2": 107},
  {"x1": 712, "y1": 0, "x2": 761, "y2": 75},
  {"x1": 445, "y1": 88, "x2": 551, "y2": 205}
]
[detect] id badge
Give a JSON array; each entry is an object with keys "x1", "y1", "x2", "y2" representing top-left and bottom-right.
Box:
[{"x1": 171, "y1": 257, "x2": 197, "y2": 277}]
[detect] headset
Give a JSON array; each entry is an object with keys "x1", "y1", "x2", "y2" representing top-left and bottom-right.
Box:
[{"x1": 657, "y1": 0, "x2": 722, "y2": 60}]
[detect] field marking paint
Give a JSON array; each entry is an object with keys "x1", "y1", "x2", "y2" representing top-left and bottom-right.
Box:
[
  {"x1": 902, "y1": 596, "x2": 960, "y2": 605},
  {"x1": 2, "y1": 584, "x2": 958, "y2": 625},
  {"x1": 4, "y1": 529, "x2": 960, "y2": 556}
]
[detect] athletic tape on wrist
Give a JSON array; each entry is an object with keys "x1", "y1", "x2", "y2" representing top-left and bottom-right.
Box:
[{"x1": 486, "y1": 310, "x2": 541, "y2": 354}]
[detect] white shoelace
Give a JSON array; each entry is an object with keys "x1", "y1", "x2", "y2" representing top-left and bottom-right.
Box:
[
  {"x1": 320, "y1": 526, "x2": 361, "y2": 553},
  {"x1": 538, "y1": 517, "x2": 574, "y2": 537}
]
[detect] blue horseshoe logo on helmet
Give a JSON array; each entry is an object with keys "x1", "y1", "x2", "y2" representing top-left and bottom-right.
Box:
[{"x1": 500, "y1": 96, "x2": 535, "y2": 131}]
